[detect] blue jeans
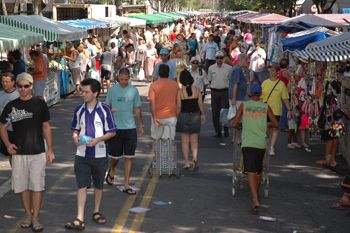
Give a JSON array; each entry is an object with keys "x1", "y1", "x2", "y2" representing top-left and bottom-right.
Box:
[{"x1": 280, "y1": 102, "x2": 288, "y2": 130}]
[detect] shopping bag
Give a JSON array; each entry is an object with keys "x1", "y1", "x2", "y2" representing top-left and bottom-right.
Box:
[
  {"x1": 227, "y1": 105, "x2": 237, "y2": 120},
  {"x1": 138, "y1": 67, "x2": 145, "y2": 81},
  {"x1": 220, "y1": 108, "x2": 232, "y2": 128},
  {"x1": 88, "y1": 69, "x2": 101, "y2": 83}
]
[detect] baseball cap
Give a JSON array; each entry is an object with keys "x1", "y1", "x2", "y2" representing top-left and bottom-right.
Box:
[
  {"x1": 215, "y1": 51, "x2": 224, "y2": 57},
  {"x1": 16, "y1": 72, "x2": 33, "y2": 84},
  {"x1": 250, "y1": 83, "x2": 262, "y2": 95},
  {"x1": 159, "y1": 48, "x2": 169, "y2": 55},
  {"x1": 190, "y1": 56, "x2": 200, "y2": 63}
]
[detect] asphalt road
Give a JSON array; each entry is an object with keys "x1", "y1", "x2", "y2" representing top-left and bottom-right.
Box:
[{"x1": 0, "y1": 80, "x2": 349, "y2": 233}]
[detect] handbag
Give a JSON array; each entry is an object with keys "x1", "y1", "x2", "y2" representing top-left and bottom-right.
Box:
[{"x1": 264, "y1": 79, "x2": 280, "y2": 104}]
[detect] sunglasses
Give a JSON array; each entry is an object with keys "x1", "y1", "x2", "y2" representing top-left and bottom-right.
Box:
[
  {"x1": 17, "y1": 84, "x2": 32, "y2": 89},
  {"x1": 216, "y1": 56, "x2": 224, "y2": 59},
  {"x1": 191, "y1": 62, "x2": 199, "y2": 64}
]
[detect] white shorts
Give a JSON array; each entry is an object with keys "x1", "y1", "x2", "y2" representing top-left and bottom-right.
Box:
[
  {"x1": 11, "y1": 153, "x2": 46, "y2": 193},
  {"x1": 151, "y1": 117, "x2": 177, "y2": 140}
]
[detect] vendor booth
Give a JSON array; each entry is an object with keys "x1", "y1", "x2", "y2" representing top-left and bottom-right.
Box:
[{"x1": 0, "y1": 15, "x2": 88, "y2": 106}]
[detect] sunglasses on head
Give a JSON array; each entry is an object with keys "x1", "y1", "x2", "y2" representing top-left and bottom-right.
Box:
[
  {"x1": 17, "y1": 84, "x2": 32, "y2": 89},
  {"x1": 216, "y1": 56, "x2": 224, "y2": 59}
]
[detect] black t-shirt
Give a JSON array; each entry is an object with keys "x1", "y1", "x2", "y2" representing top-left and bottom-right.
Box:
[{"x1": 0, "y1": 97, "x2": 50, "y2": 155}]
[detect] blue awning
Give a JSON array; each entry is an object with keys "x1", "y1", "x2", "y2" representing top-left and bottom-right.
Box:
[
  {"x1": 60, "y1": 19, "x2": 110, "y2": 30},
  {"x1": 280, "y1": 31, "x2": 330, "y2": 52}
]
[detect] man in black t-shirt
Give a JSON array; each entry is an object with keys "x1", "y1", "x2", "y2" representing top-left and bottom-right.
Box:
[
  {"x1": 0, "y1": 72, "x2": 54, "y2": 232},
  {"x1": 213, "y1": 29, "x2": 221, "y2": 49}
]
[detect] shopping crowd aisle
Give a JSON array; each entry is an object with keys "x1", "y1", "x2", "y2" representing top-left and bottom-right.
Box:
[{"x1": 0, "y1": 81, "x2": 349, "y2": 233}]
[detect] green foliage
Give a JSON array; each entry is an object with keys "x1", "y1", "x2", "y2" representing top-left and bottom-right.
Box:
[{"x1": 221, "y1": 0, "x2": 297, "y2": 12}]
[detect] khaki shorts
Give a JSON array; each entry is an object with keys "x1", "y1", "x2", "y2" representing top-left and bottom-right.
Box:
[
  {"x1": 150, "y1": 117, "x2": 177, "y2": 140},
  {"x1": 11, "y1": 153, "x2": 46, "y2": 193}
]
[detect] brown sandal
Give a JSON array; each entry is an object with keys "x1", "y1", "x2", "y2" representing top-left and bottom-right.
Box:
[{"x1": 20, "y1": 214, "x2": 32, "y2": 228}]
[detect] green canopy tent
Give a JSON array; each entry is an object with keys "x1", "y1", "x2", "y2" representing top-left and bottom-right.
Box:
[
  {"x1": 0, "y1": 23, "x2": 45, "y2": 52},
  {"x1": 0, "y1": 15, "x2": 87, "y2": 42},
  {"x1": 157, "y1": 12, "x2": 182, "y2": 21},
  {"x1": 129, "y1": 14, "x2": 174, "y2": 25}
]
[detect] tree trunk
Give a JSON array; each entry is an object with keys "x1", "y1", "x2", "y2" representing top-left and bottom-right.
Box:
[
  {"x1": 1, "y1": 0, "x2": 7, "y2": 16},
  {"x1": 13, "y1": 0, "x2": 20, "y2": 14}
]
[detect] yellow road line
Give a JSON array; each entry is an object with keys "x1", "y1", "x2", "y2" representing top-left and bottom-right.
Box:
[
  {"x1": 111, "y1": 157, "x2": 153, "y2": 233},
  {"x1": 129, "y1": 175, "x2": 159, "y2": 233}
]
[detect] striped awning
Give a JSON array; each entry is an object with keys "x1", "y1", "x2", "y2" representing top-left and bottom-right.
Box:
[
  {"x1": 293, "y1": 32, "x2": 350, "y2": 62},
  {"x1": 0, "y1": 15, "x2": 87, "y2": 42}
]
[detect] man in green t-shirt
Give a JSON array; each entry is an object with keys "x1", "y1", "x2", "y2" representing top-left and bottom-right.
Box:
[{"x1": 232, "y1": 83, "x2": 278, "y2": 214}]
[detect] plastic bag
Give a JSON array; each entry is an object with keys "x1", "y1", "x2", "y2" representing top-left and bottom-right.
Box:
[
  {"x1": 138, "y1": 67, "x2": 145, "y2": 81},
  {"x1": 220, "y1": 109, "x2": 232, "y2": 128},
  {"x1": 88, "y1": 69, "x2": 101, "y2": 83}
]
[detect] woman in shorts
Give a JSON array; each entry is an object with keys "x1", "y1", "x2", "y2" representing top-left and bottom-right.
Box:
[{"x1": 176, "y1": 70, "x2": 205, "y2": 170}]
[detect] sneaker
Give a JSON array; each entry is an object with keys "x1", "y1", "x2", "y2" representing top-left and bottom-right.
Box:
[
  {"x1": 270, "y1": 146, "x2": 275, "y2": 156},
  {"x1": 214, "y1": 133, "x2": 222, "y2": 138},
  {"x1": 287, "y1": 143, "x2": 295, "y2": 149},
  {"x1": 292, "y1": 143, "x2": 301, "y2": 148}
]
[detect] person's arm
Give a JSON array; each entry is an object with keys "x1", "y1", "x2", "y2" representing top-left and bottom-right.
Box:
[
  {"x1": 232, "y1": 83, "x2": 238, "y2": 106},
  {"x1": 196, "y1": 87, "x2": 206, "y2": 124},
  {"x1": 281, "y1": 84, "x2": 291, "y2": 119},
  {"x1": 72, "y1": 130, "x2": 80, "y2": 146},
  {"x1": 134, "y1": 107, "x2": 144, "y2": 136},
  {"x1": 0, "y1": 123, "x2": 17, "y2": 155},
  {"x1": 232, "y1": 103, "x2": 243, "y2": 128},
  {"x1": 64, "y1": 51, "x2": 78, "y2": 62},
  {"x1": 267, "y1": 106, "x2": 279, "y2": 128},
  {"x1": 176, "y1": 89, "x2": 182, "y2": 116},
  {"x1": 87, "y1": 132, "x2": 116, "y2": 147},
  {"x1": 43, "y1": 121, "x2": 54, "y2": 163},
  {"x1": 148, "y1": 84, "x2": 159, "y2": 126}
]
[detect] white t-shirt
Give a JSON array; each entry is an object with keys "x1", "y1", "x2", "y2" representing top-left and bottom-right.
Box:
[{"x1": 248, "y1": 47, "x2": 266, "y2": 72}]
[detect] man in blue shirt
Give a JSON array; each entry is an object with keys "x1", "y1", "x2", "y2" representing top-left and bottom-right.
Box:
[
  {"x1": 8, "y1": 50, "x2": 26, "y2": 78},
  {"x1": 152, "y1": 48, "x2": 177, "y2": 80},
  {"x1": 65, "y1": 79, "x2": 116, "y2": 230},
  {"x1": 204, "y1": 34, "x2": 219, "y2": 73},
  {"x1": 229, "y1": 53, "x2": 249, "y2": 107},
  {"x1": 105, "y1": 68, "x2": 144, "y2": 195}
]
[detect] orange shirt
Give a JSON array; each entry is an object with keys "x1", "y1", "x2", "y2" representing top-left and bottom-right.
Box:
[
  {"x1": 148, "y1": 79, "x2": 179, "y2": 119},
  {"x1": 33, "y1": 56, "x2": 47, "y2": 81}
]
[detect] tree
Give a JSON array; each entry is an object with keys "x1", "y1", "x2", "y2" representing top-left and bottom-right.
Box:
[
  {"x1": 13, "y1": 0, "x2": 20, "y2": 14},
  {"x1": 312, "y1": 0, "x2": 337, "y2": 13},
  {"x1": 1, "y1": 0, "x2": 7, "y2": 16}
]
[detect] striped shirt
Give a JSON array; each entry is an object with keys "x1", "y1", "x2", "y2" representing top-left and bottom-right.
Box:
[{"x1": 71, "y1": 101, "x2": 117, "y2": 158}]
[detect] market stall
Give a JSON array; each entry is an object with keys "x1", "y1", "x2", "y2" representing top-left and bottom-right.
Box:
[
  {"x1": 128, "y1": 13, "x2": 175, "y2": 25},
  {"x1": 0, "y1": 23, "x2": 45, "y2": 53},
  {"x1": 97, "y1": 16, "x2": 146, "y2": 28},
  {"x1": 0, "y1": 15, "x2": 88, "y2": 106}
]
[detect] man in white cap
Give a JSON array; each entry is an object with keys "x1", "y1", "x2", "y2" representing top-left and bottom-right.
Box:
[
  {"x1": 190, "y1": 56, "x2": 208, "y2": 101},
  {"x1": 152, "y1": 48, "x2": 177, "y2": 81},
  {"x1": 207, "y1": 51, "x2": 232, "y2": 138},
  {"x1": 0, "y1": 72, "x2": 54, "y2": 232}
]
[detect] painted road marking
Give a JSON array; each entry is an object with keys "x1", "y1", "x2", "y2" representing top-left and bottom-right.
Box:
[
  {"x1": 129, "y1": 175, "x2": 159, "y2": 233},
  {"x1": 111, "y1": 156, "x2": 153, "y2": 233}
]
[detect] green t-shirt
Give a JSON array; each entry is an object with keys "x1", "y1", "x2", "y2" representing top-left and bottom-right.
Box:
[
  {"x1": 242, "y1": 100, "x2": 268, "y2": 149},
  {"x1": 105, "y1": 84, "x2": 141, "y2": 129}
]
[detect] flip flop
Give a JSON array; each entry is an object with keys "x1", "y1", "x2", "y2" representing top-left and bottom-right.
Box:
[
  {"x1": 31, "y1": 219, "x2": 44, "y2": 232},
  {"x1": 330, "y1": 200, "x2": 350, "y2": 210},
  {"x1": 250, "y1": 205, "x2": 259, "y2": 215},
  {"x1": 123, "y1": 188, "x2": 136, "y2": 195},
  {"x1": 105, "y1": 169, "x2": 114, "y2": 185}
]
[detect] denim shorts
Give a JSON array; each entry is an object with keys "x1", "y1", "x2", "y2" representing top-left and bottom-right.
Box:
[
  {"x1": 74, "y1": 156, "x2": 108, "y2": 189},
  {"x1": 34, "y1": 80, "x2": 46, "y2": 97}
]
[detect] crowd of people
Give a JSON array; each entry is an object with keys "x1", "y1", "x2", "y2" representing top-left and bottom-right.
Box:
[{"x1": 0, "y1": 13, "x2": 350, "y2": 231}]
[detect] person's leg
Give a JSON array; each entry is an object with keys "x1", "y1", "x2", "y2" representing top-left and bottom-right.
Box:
[
  {"x1": 124, "y1": 158, "x2": 133, "y2": 188},
  {"x1": 31, "y1": 191, "x2": 43, "y2": 226},
  {"x1": 280, "y1": 103, "x2": 288, "y2": 130},
  {"x1": 93, "y1": 188, "x2": 103, "y2": 214},
  {"x1": 247, "y1": 173, "x2": 260, "y2": 207},
  {"x1": 211, "y1": 91, "x2": 221, "y2": 136},
  {"x1": 21, "y1": 190, "x2": 32, "y2": 216},
  {"x1": 190, "y1": 133, "x2": 199, "y2": 162},
  {"x1": 77, "y1": 188, "x2": 87, "y2": 221},
  {"x1": 220, "y1": 91, "x2": 230, "y2": 137},
  {"x1": 329, "y1": 139, "x2": 338, "y2": 166},
  {"x1": 270, "y1": 128, "x2": 279, "y2": 155},
  {"x1": 181, "y1": 133, "x2": 191, "y2": 168}
]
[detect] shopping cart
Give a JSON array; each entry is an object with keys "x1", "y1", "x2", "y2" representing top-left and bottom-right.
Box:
[
  {"x1": 148, "y1": 124, "x2": 180, "y2": 178},
  {"x1": 232, "y1": 125, "x2": 272, "y2": 198}
]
